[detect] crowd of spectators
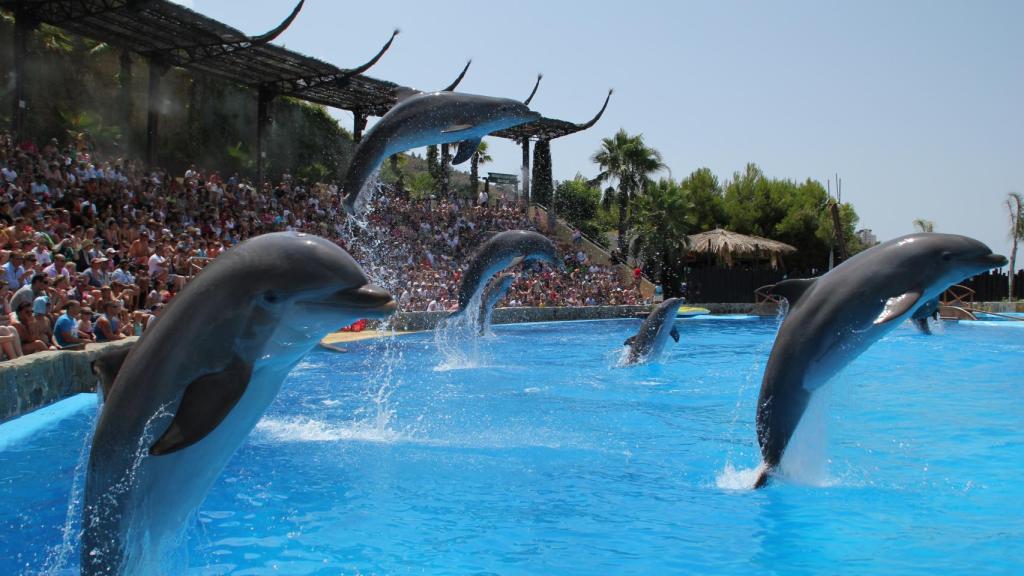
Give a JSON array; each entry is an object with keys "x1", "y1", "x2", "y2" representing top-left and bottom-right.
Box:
[{"x1": 0, "y1": 130, "x2": 642, "y2": 360}]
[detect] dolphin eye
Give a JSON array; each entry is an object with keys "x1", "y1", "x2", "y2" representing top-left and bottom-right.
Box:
[
  {"x1": 263, "y1": 291, "x2": 280, "y2": 304},
  {"x1": 941, "y1": 251, "x2": 953, "y2": 262}
]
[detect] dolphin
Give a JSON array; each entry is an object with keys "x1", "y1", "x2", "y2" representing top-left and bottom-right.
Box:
[
  {"x1": 81, "y1": 232, "x2": 396, "y2": 575},
  {"x1": 753, "y1": 233, "x2": 1006, "y2": 489},
  {"x1": 623, "y1": 297, "x2": 686, "y2": 365},
  {"x1": 910, "y1": 297, "x2": 941, "y2": 334},
  {"x1": 342, "y1": 91, "x2": 540, "y2": 214},
  {"x1": 454, "y1": 230, "x2": 562, "y2": 315},
  {"x1": 477, "y1": 273, "x2": 516, "y2": 335}
]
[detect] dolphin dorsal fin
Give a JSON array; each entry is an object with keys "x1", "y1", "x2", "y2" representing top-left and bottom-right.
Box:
[
  {"x1": 91, "y1": 346, "x2": 134, "y2": 400},
  {"x1": 149, "y1": 355, "x2": 252, "y2": 456},
  {"x1": 452, "y1": 137, "x2": 482, "y2": 165},
  {"x1": 766, "y1": 278, "x2": 816, "y2": 305},
  {"x1": 874, "y1": 290, "x2": 922, "y2": 325}
]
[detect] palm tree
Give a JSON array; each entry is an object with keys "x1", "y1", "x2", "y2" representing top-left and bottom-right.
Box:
[
  {"x1": 470, "y1": 140, "x2": 492, "y2": 197},
  {"x1": 591, "y1": 129, "x2": 665, "y2": 255},
  {"x1": 1006, "y1": 192, "x2": 1024, "y2": 299},
  {"x1": 912, "y1": 218, "x2": 935, "y2": 233},
  {"x1": 627, "y1": 178, "x2": 694, "y2": 297}
]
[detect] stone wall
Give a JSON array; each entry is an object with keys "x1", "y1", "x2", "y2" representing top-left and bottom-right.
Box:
[{"x1": 0, "y1": 338, "x2": 136, "y2": 423}]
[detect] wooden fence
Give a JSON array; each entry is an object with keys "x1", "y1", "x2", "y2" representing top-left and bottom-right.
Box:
[{"x1": 684, "y1": 268, "x2": 1021, "y2": 304}]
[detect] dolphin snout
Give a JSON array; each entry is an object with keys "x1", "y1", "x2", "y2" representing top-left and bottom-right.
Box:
[
  {"x1": 327, "y1": 284, "x2": 397, "y2": 318},
  {"x1": 983, "y1": 253, "x2": 1009, "y2": 268}
]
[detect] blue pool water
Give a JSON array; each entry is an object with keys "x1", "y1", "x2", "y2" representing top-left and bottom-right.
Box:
[{"x1": 1, "y1": 317, "x2": 1022, "y2": 575}]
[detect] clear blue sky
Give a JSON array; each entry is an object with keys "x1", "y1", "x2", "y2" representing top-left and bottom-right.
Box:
[{"x1": 185, "y1": 0, "x2": 1022, "y2": 267}]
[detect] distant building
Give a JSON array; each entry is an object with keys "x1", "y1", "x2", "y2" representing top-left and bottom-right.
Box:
[{"x1": 856, "y1": 229, "x2": 878, "y2": 247}]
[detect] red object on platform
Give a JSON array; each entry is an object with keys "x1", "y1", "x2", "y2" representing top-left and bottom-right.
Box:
[{"x1": 340, "y1": 319, "x2": 368, "y2": 332}]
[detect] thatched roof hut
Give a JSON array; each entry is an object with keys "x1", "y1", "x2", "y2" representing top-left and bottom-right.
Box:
[{"x1": 687, "y1": 228, "x2": 797, "y2": 269}]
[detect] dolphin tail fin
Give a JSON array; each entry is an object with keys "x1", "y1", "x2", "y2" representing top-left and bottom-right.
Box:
[
  {"x1": 762, "y1": 278, "x2": 817, "y2": 306},
  {"x1": 452, "y1": 138, "x2": 482, "y2": 165},
  {"x1": 752, "y1": 464, "x2": 772, "y2": 489}
]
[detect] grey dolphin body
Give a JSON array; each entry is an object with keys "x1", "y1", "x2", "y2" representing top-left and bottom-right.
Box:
[
  {"x1": 911, "y1": 297, "x2": 941, "y2": 334},
  {"x1": 753, "y1": 233, "x2": 1006, "y2": 488},
  {"x1": 454, "y1": 230, "x2": 561, "y2": 315},
  {"x1": 477, "y1": 273, "x2": 516, "y2": 335},
  {"x1": 82, "y1": 232, "x2": 395, "y2": 575},
  {"x1": 342, "y1": 91, "x2": 540, "y2": 214},
  {"x1": 623, "y1": 297, "x2": 685, "y2": 365}
]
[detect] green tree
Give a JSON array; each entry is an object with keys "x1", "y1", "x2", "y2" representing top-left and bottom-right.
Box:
[
  {"x1": 591, "y1": 129, "x2": 665, "y2": 254},
  {"x1": 553, "y1": 175, "x2": 602, "y2": 239},
  {"x1": 679, "y1": 167, "x2": 725, "y2": 232},
  {"x1": 469, "y1": 139, "x2": 491, "y2": 197},
  {"x1": 913, "y1": 219, "x2": 935, "y2": 233},
  {"x1": 1006, "y1": 192, "x2": 1024, "y2": 298},
  {"x1": 406, "y1": 171, "x2": 436, "y2": 200},
  {"x1": 425, "y1": 144, "x2": 440, "y2": 181},
  {"x1": 627, "y1": 178, "x2": 694, "y2": 297}
]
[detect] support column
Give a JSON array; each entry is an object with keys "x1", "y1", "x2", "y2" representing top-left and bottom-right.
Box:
[
  {"x1": 11, "y1": 12, "x2": 38, "y2": 143},
  {"x1": 440, "y1": 143, "x2": 451, "y2": 198},
  {"x1": 520, "y1": 138, "x2": 531, "y2": 212},
  {"x1": 145, "y1": 59, "x2": 168, "y2": 168},
  {"x1": 352, "y1": 111, "x2": 367, "y2": 142},
  {"x1": 118, "y1": 50, "x2": 133, "y2": 148},
  {"x1": 532, "y1": 139, "x2": 554, "y2": 228},
  {"x1": 256, "y1": 87, "x2": 274, "y2": 188}
]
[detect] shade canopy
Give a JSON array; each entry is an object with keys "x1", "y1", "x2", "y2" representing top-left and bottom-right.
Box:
[{"x1": 687, "y1": 228, "x2": 796, "y2": 268}]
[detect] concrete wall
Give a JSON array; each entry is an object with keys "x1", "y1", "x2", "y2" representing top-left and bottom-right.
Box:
[
  {"x1": 0, "y1": 338, "x2": 136, "y2": 423},
  {"x1": 387, "y1": 303, "x2": 760, "y2": 331}
]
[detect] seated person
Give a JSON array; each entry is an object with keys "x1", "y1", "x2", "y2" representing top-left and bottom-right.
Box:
[
  {"x1": 29, "y1": 296, "x2": 58, "y2": 351},
  {"x1": 53, "y1": 300, "x2": 92, "y2": 350},
  {"x1": 94, "y1": 300, "x2": 126, "y2": 342},
  {"x1": 12, "y1": 301, "x2": 49, "y2": 354},
  {"x1": 0, "y1": 303, "x2": 23, "y2": 360}
]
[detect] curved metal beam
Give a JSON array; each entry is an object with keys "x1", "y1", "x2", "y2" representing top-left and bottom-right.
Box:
[
  {"x1": 442, "y1": 60, "x2": 472, "y2": 92},
  {"x1": 340, "y1": 28, "x2": 399, "y2": 78},
  {"x1": 523, "y1": 73, "x2": 543, "y2": 105},
  {"x1": 575, "y1": 89, "x2": 613, "y2": 130},
  {"x1": 249, "y1": 0, "x2": 305, "y2": 46}
]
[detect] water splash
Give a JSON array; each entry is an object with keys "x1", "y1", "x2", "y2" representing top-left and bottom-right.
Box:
[
  {"x1": 715, "y1": 462, "x2": 764, "y2": 490},
  {"x1": 433, "y1": 291, "x2": 488, "y2": 370},
  {"x1": 255, "y1": 417, "x2": 404, "y2": 444}
]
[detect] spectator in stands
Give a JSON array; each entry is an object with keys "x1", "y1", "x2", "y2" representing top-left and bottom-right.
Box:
[
  {"x1": 53, "y1": 300, "x2": 91, "y2": 349},
  {"x1": 12, "y1": 301, "x2": 48, "y2": 354},
  {"x1": 3, "y1": 252, "x2": 28, "y2": 289},
  {"x1": 10, "y1": 273, "x2": 48, "y2": 312},
  {"x1": 94, "y1": 300, "x2": 126, "y2": 342}
]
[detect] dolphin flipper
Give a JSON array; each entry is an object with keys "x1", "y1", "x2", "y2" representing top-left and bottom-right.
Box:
[
  {"x1": 452, "y1": 137, "x2": 481, "y2": 165},
  {"x1": 874, "y1": 290, "x2": 922, "y2": 325},
  {"x1": 441, "y1": 123, "x2": 475, "y2": 134},
  {"x1": 91, "y1": 346, "x2": 135, "y2": 399},
  {"x1": 624, "y1": 335, "x2": 636, "y2": 347},
  {"x1": 670, "y1": 326, "x2": 680, "y2": 342},
  {"x1": 149, "y1": 355, "x2": 253, "y2": 456}
]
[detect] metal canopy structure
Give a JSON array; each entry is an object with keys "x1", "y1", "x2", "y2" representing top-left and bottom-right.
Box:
[
  {"x1": 3, "y1": 0, "x2": 612, "y2": 199},
  {"x1": 0, "y1": 0, "x2": 417, "y2": 115}
]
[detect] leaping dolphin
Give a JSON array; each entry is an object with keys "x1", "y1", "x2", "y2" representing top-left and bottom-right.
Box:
[
  {"x1": 753, "y1": 233, "x2": 1006, "y2": 489},
  {"x1": 623, "y1": 297, "x2": 686, "y2": 365},
  {"x1": 81, "y1": 232, "x2": 396, "y2": 575},
  {"x1": 454, "y1": 230, "x2": 561, "y2": 315},
  {"x1": 477, "y1": 273, "x2": 516, "y2": 335},
  {"x1": 342, "y1": 92, "x2": 540, "y2": 214},
  {"x1": 910, "y1": 297, "x2": 941, "y2": 334}
]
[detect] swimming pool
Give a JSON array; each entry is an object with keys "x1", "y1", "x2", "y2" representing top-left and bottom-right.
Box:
[{"x1": 2, "y1": 317, "x2": 1022, "y2": 574}]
